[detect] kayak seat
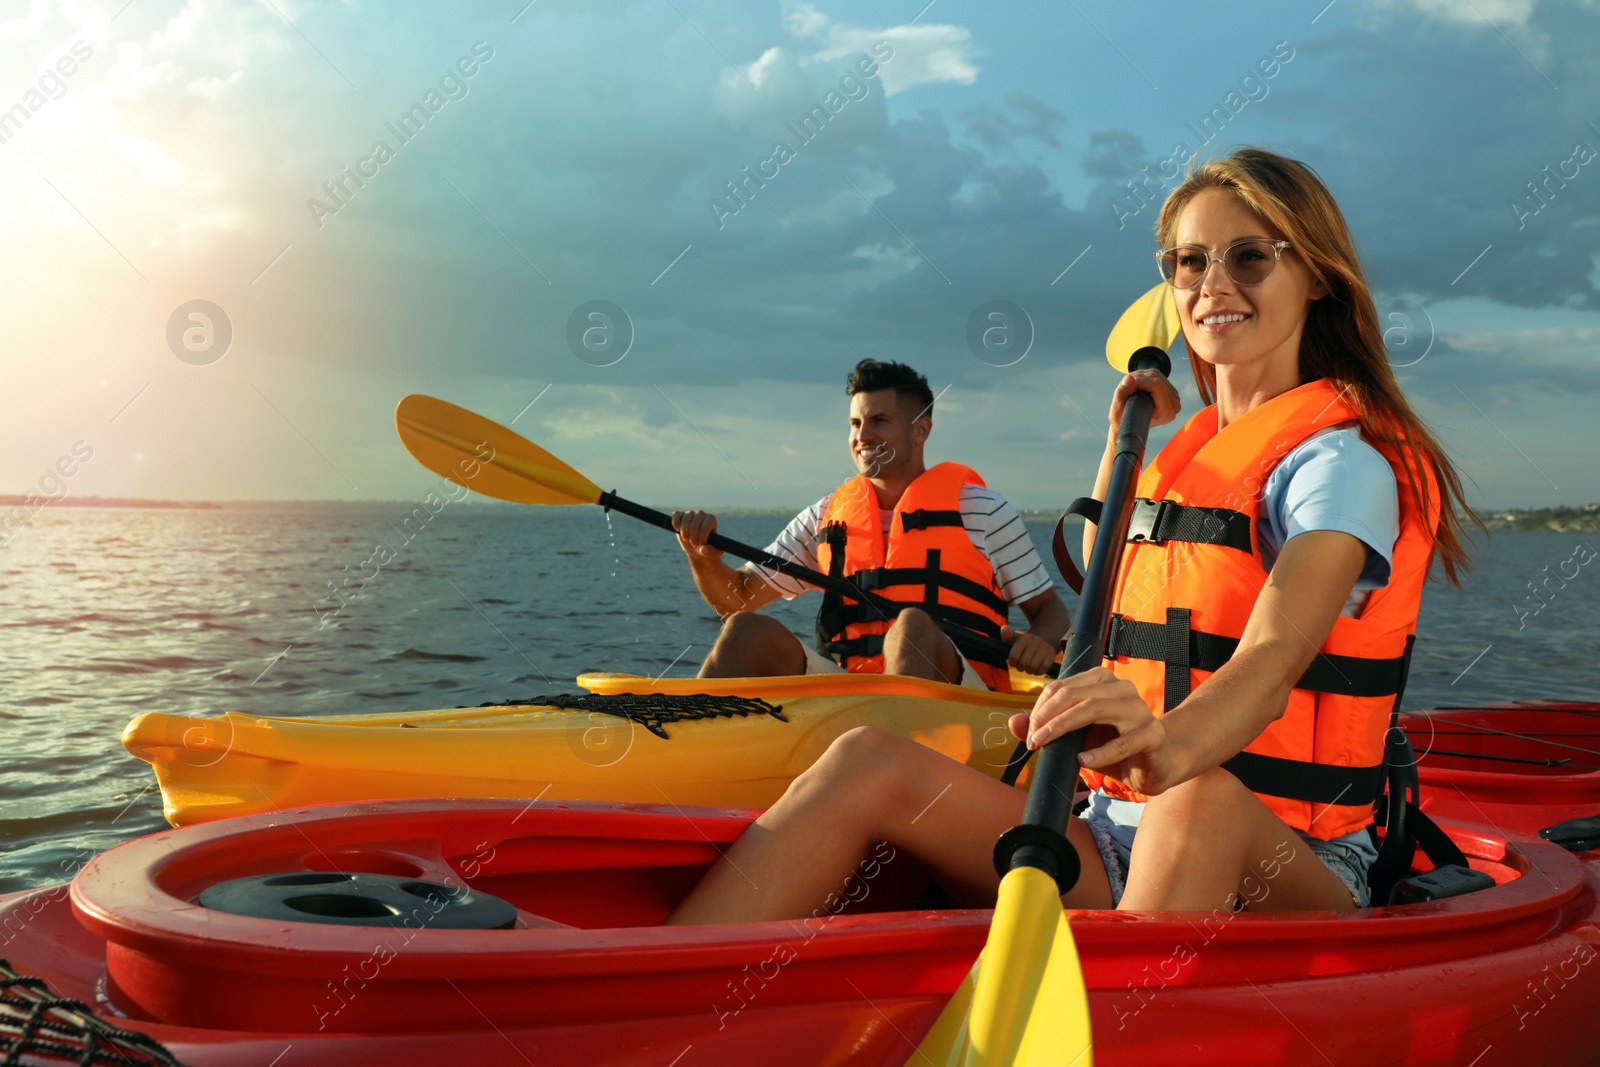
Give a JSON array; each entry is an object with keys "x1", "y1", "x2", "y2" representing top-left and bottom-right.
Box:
[
  {"x1": 1366, "y1": 635, "x2": 1495, "y2": 906},
  {"x1": 1368, "y1": 730, "x2": 1495, "y2": 906},
  {"x1": 199, "y1": 872, "x2": 521, "y2": 930}
]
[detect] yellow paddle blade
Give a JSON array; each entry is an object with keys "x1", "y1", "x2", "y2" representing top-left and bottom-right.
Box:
[
  {"x1": 395, "y1": 394, "x2": 601, "y2": 506},
  {"x1": 911, "y1": 866, "x2": 1092, "y2": 1067},
  {"x1": 1104, "y1": 281, "x2": 1180, "y2": 372}
]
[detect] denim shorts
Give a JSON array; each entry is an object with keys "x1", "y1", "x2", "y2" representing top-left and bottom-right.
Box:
[{"x1": 1078, "y1": 806, "x2": 1372, "y2": 909}]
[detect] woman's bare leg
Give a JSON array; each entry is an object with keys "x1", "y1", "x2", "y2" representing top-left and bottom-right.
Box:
[
  {"x1": 665, "y1": 727, "x2": 1113, "y2": 925},
  {"x1": 1119, "y1": 766, "x2": 1355, "y2": 912}
]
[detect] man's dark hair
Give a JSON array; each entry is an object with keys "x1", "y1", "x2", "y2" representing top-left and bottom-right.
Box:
[{"x1": 844, "y1": 360, "x2": 935, "y2": 419}]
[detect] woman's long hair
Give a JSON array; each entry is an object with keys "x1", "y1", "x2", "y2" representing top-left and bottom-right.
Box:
[{"x1": 1154, "y1": 148, "x2": 1475, "y2": 585}]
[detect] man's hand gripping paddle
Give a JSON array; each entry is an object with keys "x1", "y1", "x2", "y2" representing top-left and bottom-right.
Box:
[{"x1": 909, "y1": 282, "x2": 1181, "y2": 1067}]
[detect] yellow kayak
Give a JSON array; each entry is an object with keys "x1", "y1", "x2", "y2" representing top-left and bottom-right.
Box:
[{"x1": 123, "y1": 671, "x2": 1045, "y2": 826}]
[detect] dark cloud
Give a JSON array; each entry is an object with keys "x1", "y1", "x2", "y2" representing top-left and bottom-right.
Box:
[
  {"x1": 958, "y1": 91, "x2": 1068, "y2": 152},
  {"x1": 1260, "y1": 4, "x2": 1600, "y2": 311},
  {"x1": 1081, "y1": 129, "x2": 1147, "y2": 181},
  {"x1": 220, "y1": 2, "x2": 1600, "y2": 410},
  {"x1": 1421, "y1": 329, "x2": 1600, "y2": 393}
]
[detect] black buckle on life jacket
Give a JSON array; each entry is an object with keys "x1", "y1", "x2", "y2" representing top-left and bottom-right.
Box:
[
  {"x1": 850, "y1": 568, "x2": 885, "y2": 593},
  {"x1": 899, "y1": 508, "x2": 965, "y2": 532},
  {"x1": 1126, "y1": 498, "x2": 1171, "y2": 544},
  {"x1": 1124, "y1": 498, "x2": 1253, "y2": 551},
  {"x1": 1102, "y1": 613, "x2": 1126, "y2": 660}
]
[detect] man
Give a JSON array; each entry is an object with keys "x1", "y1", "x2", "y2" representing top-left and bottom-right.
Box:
[{"x1": 672, "y1": 360, "x2": 1069, "y2": 692}]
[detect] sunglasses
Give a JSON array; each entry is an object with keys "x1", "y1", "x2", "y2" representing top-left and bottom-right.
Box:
[{"x1": 1155, "y1": 239, "x2": 1293, "y2": 290}]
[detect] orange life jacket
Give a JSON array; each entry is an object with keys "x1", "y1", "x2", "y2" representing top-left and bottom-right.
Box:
[
  {"x1": 815, "y1": 462, "x2": 1013, "y2": 692},
  {"x1": 1079, "y1": 379, "x2": 1438, "y2": 839}
]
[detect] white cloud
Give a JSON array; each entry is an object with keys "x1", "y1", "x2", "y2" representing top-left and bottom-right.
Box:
[
  {"x1": 779, "y1": 2, "x2": 978, "y2": 96},
  {"x1": 713, "y1": 0, "x2": 979, "y2": 141},
  {"x1": 1381, "y1": 0, "x2": 1539, "y2": 26},
  {"x1": 4, "y1": 0, "x2": 1598, "y2": 513},
  {"x1": 779, "y1": 3, "x2": 832, "y2": 40},
  {"x1": 714, "y1": 43, "x2": 886, "y2": 147},
  {"x1": 1442, "y1": 325, "x2": 1600, "y2": 357},
  {"x1": 1358, "y1": 0, "x2": 1568, "y2": 67},
  {"x1": 186, "y1": 68, "x2": 243, "y2": 99}
]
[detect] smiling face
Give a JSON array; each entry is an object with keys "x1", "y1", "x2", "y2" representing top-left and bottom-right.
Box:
[
  {"x1": 848, "y1": 388, "x2": 927, "y2": 480},
  {"x1": 1170, "y1": 187, "x2": 1327, "y2": 380}
]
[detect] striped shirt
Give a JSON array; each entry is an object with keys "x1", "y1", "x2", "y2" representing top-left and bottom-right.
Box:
[{"x1": 744, "y1": 484, "x2": 1054, "y2": 607}]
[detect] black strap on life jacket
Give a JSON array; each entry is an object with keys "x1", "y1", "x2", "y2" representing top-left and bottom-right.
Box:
[
  {"x1": 814, "y1": 522, "x2": 855, "y2": 658},
  {"x1": 1109, "y1": 610, "x2": 1407, "y2": 806},
  {"x1": 815, "y1": 539, "x2": 1010, "y2": 670},
  {"x1": 1051, "y1": 497, "x2": 1102, "y2": 595},
  {"x1": 1002, "y1": 609, "x2": 1410, "y2": 798},
  {"x1": 1125, "y1": 497, "x2": 1254, "y2": 551},
  {"x1": 899, "y1": 508, "x2": 965, "y2": 532},
  {"x1": 1105, "y1": 614, "x2": 1409, "y2": 699},
  {"x1": 821, "y1": 606, "x2": 1009, "y2": 669},
  {"x1": 1049, "y1": 497, "x2": 1253, "y2": 596},
  {"x1": 1161, "y1": 607, "x2": 1191, "y2": 714},
  {"x1": 843, "y1": 562, "x2": 1009, "y2": 616},
  {"x1": 1221, "y1": 751, "x2": 1386, "y2": 807},
  {"x1": 1211, "y1": 630, "x2": 1403, "y2": 818}
]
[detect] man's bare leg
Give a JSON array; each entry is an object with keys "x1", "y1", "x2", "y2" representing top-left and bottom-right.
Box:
[
  {"x1": 698, "y1": 612, "x2": 808, "y2": 678},
  {"x1": 881, "y1": 607, "x2": 967, "y2": 684}
]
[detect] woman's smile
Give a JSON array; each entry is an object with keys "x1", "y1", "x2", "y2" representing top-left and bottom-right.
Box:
[{"x1": 1195, "y1": 308, "x2": 1253, "y2": 333}]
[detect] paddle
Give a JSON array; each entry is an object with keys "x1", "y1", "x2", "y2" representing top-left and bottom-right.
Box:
[
  {"x1": 1105, "y1": 278, "x2": 1180, "y2": 371},
  {"x1": 912, "y1": 281, "x2": 1180, "y2": 1066},
  {"x1": 393, "y1": 395, "x2": 1026, "y2": 672}
]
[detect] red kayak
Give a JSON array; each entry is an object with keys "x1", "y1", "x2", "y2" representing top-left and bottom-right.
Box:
[
  {"x1": 4, "y1": 705, "x2": 1599, "y2": 1066},
  {"x1": 1405, "y1": 700, "x2": 1600, "y2": 842}
]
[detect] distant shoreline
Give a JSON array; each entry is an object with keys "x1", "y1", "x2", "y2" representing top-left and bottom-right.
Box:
[
  {"x1": 1022, "y1": 507, "x2": 1600, "y2": 532},
  {"x1": 1477, "y1": 504, "x2": 1600, "y2": 533},
  {"x1": 0, "y1": 495, "x2": 221, "y2": 509},
  {"x1": 4, "y1": 497, "x2": 1596, "y2": 531}
]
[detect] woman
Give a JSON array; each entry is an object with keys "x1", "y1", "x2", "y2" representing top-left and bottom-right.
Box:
[{"x1": 665, "y1": 148, "x2": 1474, "y2": 924}]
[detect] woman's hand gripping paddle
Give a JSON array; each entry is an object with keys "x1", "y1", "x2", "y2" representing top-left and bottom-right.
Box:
[
  {"x1": 910, "y1": 282, "x2": 1180, "y2": 1067},
  {"x1": 393, "y1": 394, "x2": 1027, "y2": 672}
]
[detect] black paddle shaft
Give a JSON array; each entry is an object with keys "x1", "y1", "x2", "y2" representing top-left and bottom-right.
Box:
[
  {"x1": 995, "y1": 345, "x2": 1172, "y2": 893},
  {"x1": 594, "y1": 489, "x2": 1028, "y2": 672}
]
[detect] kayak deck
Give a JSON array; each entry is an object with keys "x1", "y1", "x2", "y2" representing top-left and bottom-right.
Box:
[
  {"x1": 5, "y1": 796, "x2": 1596, "y2": 1066},
  {"x1": 1405, "y1": 701, "x2": 1600, "y2": 836},
  {"x1": 121, "y1": 674, "x2": 1039, "y2": 827}
]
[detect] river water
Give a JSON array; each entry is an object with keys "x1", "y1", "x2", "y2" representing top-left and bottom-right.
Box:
[{"x1": 1, "y1": 504, "x2": 1595, "y2": 892}]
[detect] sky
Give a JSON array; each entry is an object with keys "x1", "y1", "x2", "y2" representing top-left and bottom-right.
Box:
[{"x1": 1, "y1": 0, "x2": 1598, "y2": 511}]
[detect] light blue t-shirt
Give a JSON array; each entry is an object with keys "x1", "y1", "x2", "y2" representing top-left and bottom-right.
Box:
[
  {"x1": 1090, "y1": 423, "x2": 1400, "y2": 870},
  {"x1": 1258, "y1": 423, "x2": 1399, "y2": 618}
]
